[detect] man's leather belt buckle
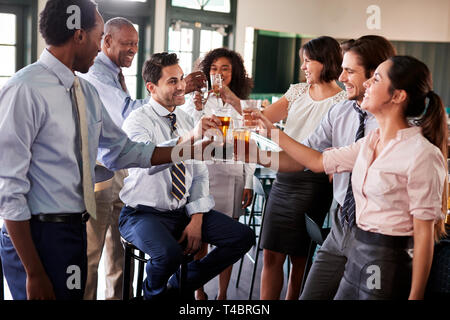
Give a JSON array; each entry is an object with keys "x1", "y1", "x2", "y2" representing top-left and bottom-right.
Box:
[{"x1": 31, "y1": 211, "x2": 90, "y2": 224}]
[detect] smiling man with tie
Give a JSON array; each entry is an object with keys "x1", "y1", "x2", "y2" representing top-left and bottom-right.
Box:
[
  {"x1": 0, "y1": 0, "x2": 197, "y2": 300},
  {"x1": 118, "y1": 52, "x2": 255, "y2": 301},
  {"x1": 77, "y1": 16, "x2": 147, "y2": 301}
]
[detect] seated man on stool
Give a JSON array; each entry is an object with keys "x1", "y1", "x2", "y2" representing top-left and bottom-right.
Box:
[{"x1": 119, "y1": 52, "x2": 256, "y2": 300}]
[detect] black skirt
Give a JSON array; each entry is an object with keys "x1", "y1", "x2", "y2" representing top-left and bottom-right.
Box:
[{"x1": 260, "y1": 170, "x2": 333, "y2": 256}]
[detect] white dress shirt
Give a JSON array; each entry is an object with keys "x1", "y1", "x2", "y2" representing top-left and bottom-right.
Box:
[{"x1": 120, "y1": 98, "x2": 215, "y2": 216}]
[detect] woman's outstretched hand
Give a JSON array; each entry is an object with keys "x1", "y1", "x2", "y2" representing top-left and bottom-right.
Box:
[{"x1": 246, "y1": 109, "x2": 277, "y2": 138}]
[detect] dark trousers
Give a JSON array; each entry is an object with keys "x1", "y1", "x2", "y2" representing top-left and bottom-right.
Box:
[
  {"x1": 0, "y1": 220, "x2": 87, "y2": 300},
  {"x1": 118, "y1": 205, "x2": 255, "y2": 300},
  {"x1": 300, "y1": 205, "x2": 354, "y2": 300}
]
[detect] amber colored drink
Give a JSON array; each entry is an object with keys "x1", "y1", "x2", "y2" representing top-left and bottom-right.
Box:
[
  {"x1": 218, "y1": 116, "x2": 231, "y2": 137},
  {"x1": 242, "y1": 109, "x2": 258, "y2": 129},
  {"x1": 233, "y1": 129, "x2": 251, "y2": 156},
  {"x1": 212, "y1": 84, "x2": 221, "y2": 97}
]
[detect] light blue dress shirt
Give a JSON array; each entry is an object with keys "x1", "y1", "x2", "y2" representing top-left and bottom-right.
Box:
[
  {"x1": 78, "y1": 52, "x2": 149, "y2": 128},
  {"x1": 120, "y1": 97, "x2": 215, "y2": 216},
  {"x1": 302, "y1": 99, "x2": 379, "y2": 206},
  {"x1": 0, "y1": 49, "x2": 155, "y2": 221}
]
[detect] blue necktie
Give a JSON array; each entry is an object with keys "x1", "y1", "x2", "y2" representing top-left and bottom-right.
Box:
[
  {"x1": 340, "y1": 104, "x2": 367, "y2": 228},
  {"x1": 167, "y1": 113, "x2": 186, "y2": 201}
]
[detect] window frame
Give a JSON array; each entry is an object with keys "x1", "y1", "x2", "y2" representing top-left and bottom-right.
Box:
[
  {"x1": 0, "y1": 0, "x2": 37, "y2": 72},
  {"x1": 96, "y1": 0, "x2": 155, "y2": 99},
  {"x1": 165, "y1": 0, "x2": 237, "y2": 71}
]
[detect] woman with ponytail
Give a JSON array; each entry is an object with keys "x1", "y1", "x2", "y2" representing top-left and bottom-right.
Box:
[{"x1": 249, "y1": 55, "x2": 447, "y2": 299}]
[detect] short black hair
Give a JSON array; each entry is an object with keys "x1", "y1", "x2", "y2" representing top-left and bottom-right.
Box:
[
  {"x1": 142, "y1": 52, "x2": 179, "y2": 84},
  {"x1": 301, "y1": 36, "x2": 342, "y2": 83},
  {"x1": 39, "y1": 0, "x2": 98, "y2": 46}
]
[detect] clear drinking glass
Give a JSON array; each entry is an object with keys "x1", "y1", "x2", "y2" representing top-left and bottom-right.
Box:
[
  {"x1": 232, "y1": 119, "x2": 251, "y2": 162},
  {"x1": 199, "y1": 79, "x2": 209, "y2": 107},
  {"x1": 240, "y1": 99, "x2": 261, "y2": 130}
]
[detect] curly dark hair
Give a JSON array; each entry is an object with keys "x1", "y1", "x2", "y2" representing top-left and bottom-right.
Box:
[
  {"x1": 301, "y1": 36, "x2": 343, "y2": 83},
  {"x1": 39, "y1": 0, "x2": 98, "y2": 46},
  {"x1": 199, "y1": 48, "x2": 253, "y2": 99},
  {"x1": 142, "y1": 52, "x2": 179, "y2": 84}
]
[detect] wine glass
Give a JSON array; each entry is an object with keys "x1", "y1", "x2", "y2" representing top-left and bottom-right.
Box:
[
  {"x1": 210, "y1": 73, "x2": 223, "y2": 97},
  {"x1": 210, "y1": 73, "x2": 223, "y2": 109},
  {"x1": 199, "y1": 79, "x2": 209, "y2": 108}
]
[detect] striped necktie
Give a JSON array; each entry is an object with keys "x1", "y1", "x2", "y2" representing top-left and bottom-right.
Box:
[
  {"x1": 339, "y1": 104, "x2": 367, "y2": 228},
  {"x1": 71, "y1": 77, "x2": 97, "y2": 219},
  {"x1": 167, "y1": 113, "x2": 186, "y2": 201}
]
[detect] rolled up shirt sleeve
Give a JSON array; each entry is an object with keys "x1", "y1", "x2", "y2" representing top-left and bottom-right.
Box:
[
  {"x1": 0, "y1": 84, "x2": 40, "y2": 221},
  {"x1": 407, "y1": 147, "x2": 446, "y2": 221},
  {"x1": 322, "y1": 138, "x2": 364, "y2": 175},
  {"x1": 185, "y1": 162, "x2": 215, "y2": 216}
]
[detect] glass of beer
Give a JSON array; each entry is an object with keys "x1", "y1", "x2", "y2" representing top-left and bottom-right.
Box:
[
  {"x1": 232, "y1": 119, "x2": 251, "y2": 162},
  {"x1": 211, "y1": 103, "x2": 233, "y2": 161},
  {"x1": 241, "y1": 99, "x2": 261, "y2": 130}
]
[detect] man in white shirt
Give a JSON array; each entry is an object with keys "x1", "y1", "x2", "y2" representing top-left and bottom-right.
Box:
[
  {"x1": 119, "y1": 52, "x2": 255, "y2": 300},
  {"x1": 79, "y1": 17, "x2": 207, "y2": 300}
]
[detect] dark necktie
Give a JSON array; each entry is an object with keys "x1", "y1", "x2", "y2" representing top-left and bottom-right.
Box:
[
  {"x1": 340, "y1": 104, "x2": 367, "y2": 228},
  {"x1": 118, "y1": 69, "x2": 128, "y2": 93},
  {"x1": 167, "y1": 113, "x2": 186, "y2": 201}
]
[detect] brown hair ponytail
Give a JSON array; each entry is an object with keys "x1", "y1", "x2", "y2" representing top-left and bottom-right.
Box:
[
  {"x1": 420, "y1": 90, "x2": 448, "y2": 241},
  {"x1": 388, "y1": 56, "x2": 447, "y2": 241}
]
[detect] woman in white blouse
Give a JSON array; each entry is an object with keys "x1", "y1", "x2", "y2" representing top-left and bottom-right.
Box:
[
  {"x1": 182, "y1": 48, "x2": 255, "y2": 300},
  {"x1": 222, "y1": 36, "x2": 346, "y2": 300},
  {"x1": 252, "y1": 56, "x2": 447, "y2": 299}
]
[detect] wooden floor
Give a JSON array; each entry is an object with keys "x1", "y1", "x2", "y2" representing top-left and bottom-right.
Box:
[{"x1": 203, "y1": 243, "x2": 289, "y2": 300}]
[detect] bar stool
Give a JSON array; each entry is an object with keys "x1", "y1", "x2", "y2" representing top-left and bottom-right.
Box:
[
  {"x1": 120, "y1": 237, "x2": 194, "y2": 300},
  {"x1": 0, "y1": 254, "x2": 4, "y2": 300},
  {"x1": 235, "y1": 176, "x2": 269, "y2": 299},
  {"x1": 299, "y1": 213, "x2": 331, "y2": 294}
]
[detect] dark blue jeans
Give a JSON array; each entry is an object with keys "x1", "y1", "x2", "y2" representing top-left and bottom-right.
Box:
[
  {"x1": 0, "y1": 220, "x2": 87, "y2": 300},
  {"x1": 119, "y1": 205, "x2": 255, "y2": 300}
]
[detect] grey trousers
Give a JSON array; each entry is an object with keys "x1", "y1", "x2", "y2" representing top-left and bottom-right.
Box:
[
  {"x1": 300, "y1": 205, "x2": 413, "y2": 300},
  {"x1": 333, "y1": 227, "x2": 412, "y2": 300},
  {"x1": 300, "y1": 205, "x2": 355, "y2": 300}
]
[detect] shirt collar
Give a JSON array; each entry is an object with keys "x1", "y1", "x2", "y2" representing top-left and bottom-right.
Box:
[
  {"x1": 96, "y1": 52, "x2": 121, "y2": 76},
  {"x1": 370, "y1": 126, "x2": 421, "y2": 145},
  {"x1": 39, "y1": 49, "x2": 75, "y2": 90},
  {"x1": 395, "y1": 126, "x2": 422, "y2": 140},
  {"x1": 352, "y1": 100, "x2": 375, "y2": 119},
  {"x1": 149, "y1": 97, "x2": 178, "y2": 117}
]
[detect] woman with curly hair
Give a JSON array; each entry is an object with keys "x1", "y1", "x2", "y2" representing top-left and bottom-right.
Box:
[{"x1": 182, "y1": 47, "x2": 255, "y2": 300}]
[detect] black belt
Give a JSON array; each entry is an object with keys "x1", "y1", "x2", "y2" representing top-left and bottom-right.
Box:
[
  {"x1": 355, "y1": 227, "x2": 413, "y2": 249},
  {"x1": 31, "y1": 211, "x2": 90, "y2": 224}
]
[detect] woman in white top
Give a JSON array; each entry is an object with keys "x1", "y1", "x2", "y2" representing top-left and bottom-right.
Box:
[
  {"x1": 182, "y1": 48, "x2": 255, "y2": 300},
  {"x1": 222, "y1": 36, "x2": 346, "y2": 300}
]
